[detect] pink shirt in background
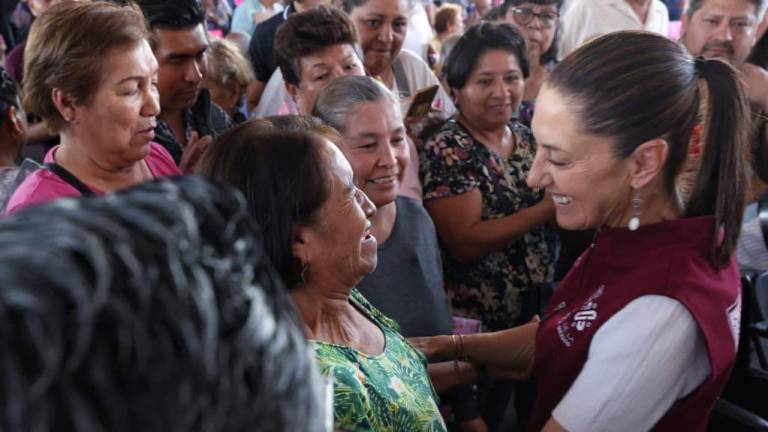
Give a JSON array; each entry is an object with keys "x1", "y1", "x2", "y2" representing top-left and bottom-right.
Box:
[
  {"x1": 668, "y1": 21, "x2": 682, "y2": 40},
  {"x1": 5, "y1": 142, "x2": 181, "y2": 215}
]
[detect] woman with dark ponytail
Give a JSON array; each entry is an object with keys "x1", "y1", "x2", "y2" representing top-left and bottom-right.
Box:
[
  {"x1": 523, "y1": 31, "x2": 747, "y2": 431},
  {"x1": 411, "y1": 30, "x2": 749, "y2": 431}
]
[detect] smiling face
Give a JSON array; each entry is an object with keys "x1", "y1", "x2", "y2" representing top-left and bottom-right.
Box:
[
  {"x1": 453, "y1": 49, "x2": 525, "y2": 131},
  {"x1": 300, "y1": 142, "x2": 379, "y2": 283},
  {"x1": 348, "y1": 0, "x2": 409, "y2": 76},
  {"x1": 527, "y1": 86, "x2": 634, "y2": 230},
  {"x1": 153, "y1": 24, "x2": 209, "y2": 111},
  {"x1": 338, "y1": 99, "x2": 408, "y2": 207},
  {"x1": 70, "y1": 41, "x2": 160, "y2": 169},
  {"x1": 504, "y1": 2, "x2": 558, "y2": 60},
  {"x1": 681, "y1": 0, "x2": 758, "y2": 64},
  {"x1": 289, "y1": 43, "x2": 365, "y2": 114}
]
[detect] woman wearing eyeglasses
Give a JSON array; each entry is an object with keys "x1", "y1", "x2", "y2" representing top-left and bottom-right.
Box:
[
  {"x1": 500, "y1": 0, "x2": 594, "y2": 293},
  {"x1": 498, "y1": 0, "x2": 562, "y2": 128}
]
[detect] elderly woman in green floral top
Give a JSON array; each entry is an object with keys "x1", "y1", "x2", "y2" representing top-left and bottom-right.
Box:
[
  {"x1": 419, "y1": 22, "x2": 555, "y2": 429},
  {"x1": 198, "y1": 117, "x2": 447, "y2": 431}
]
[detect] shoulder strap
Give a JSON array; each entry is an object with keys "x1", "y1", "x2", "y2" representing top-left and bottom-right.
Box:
[
  {"x1": 392, "y1": 57, "x2": 411, "y2": 98},
  {"x1": 44, "y1": 163, "x2": 95, "y2": 196}
]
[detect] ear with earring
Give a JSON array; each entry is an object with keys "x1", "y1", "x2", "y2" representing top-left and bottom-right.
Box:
[{"x1": 628, "y1": 190, "x2": 642, "y2": 231}]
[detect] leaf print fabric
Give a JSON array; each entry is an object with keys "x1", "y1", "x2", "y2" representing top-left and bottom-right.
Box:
[
  {"x1": 419, "y1": 118, "x2": 555, "y2": 331},
  {"x1": 311, "y1": 290, "x2": 447, "y2": 432}
]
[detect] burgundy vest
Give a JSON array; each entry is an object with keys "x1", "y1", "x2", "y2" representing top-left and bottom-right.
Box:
[{"x1": 528, "y1": 217, "x2": 741, "y2": 431}]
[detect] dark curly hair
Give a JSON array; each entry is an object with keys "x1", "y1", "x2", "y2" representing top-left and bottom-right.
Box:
[
  {"x1": 443, "y1": 21, "x2": 530, "y2": 90},
  {"x1": 0, "y1": 66, "x2": 20, "y2": 127},
  {"x1": 0, "y1": 176, "x2": 326, "y2": 432},
  {"x1": 274, "y1": 5, "x2": 359, "y2": 86}
]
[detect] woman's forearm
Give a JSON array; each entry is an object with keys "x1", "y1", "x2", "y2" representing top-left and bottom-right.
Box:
[
  {"x1": 432, "y1": 198, "x2": 554, "y2": 264},
  {"x1": 411, "y1": 320, "x2": 539, "y2": 375},
  {"x1": 427, "y1": 361, "x2": 478, "y2": 393},
  {"x1": 461, "y1": 321, "x2": 538, "y2": 369}
]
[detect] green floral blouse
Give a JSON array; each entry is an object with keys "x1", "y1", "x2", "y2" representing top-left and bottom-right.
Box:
[
  {"x1": 419, "y1": 118, "x2": 555, "y2": 331},
  {"x1": 310, "y1": 289, "x2": 447, "y2": 432}
]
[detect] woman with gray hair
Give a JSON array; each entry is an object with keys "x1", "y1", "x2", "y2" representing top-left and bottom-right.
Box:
[
  {"x1": 314, "y1": 75, "x2": 448, "y2": 341},
  {"x1": 314, "y1": 75, "x2": 491, "y2": 430}
]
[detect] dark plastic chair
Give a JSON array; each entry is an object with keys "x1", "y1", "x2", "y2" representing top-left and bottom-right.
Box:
[
  {"x1": 753, "y1": 272, "x2": 768, "y2": 370},
  {"x1": 709, "y1": 273, "x2": 768, "y2": 430}
]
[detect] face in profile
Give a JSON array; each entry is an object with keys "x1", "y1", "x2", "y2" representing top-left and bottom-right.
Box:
[
  {"x1": 681, "y1": 0, "x2": 758, "y2": 64},
  {"x1": 289, "y1": 43, "x2": 365, "y2": 115},
  {"x1": 294, "y1": 140, "x2": 378, "y2": 285},
  {"x1": 504, "y1": 2, "x2": 559, "y2": 60},
  {"x1": 453, "y1": 49, "x2": 525, "y2": 130},
  {"x1": 338, "y1": 98, "x2": 409, "y2": 207},
  {"x1": 153, "y1": 24, "x2": 210, "y2": 111},
  {"x1": 0, "y1": 176, "x2": 327, "y2": 431},
  {"x1": 527, "y1": 86, "x2": 635, "y2": 231},
  {"x1": 348, "y1": 0, "x2": 409, "y2": 76},
  {"x1": 69, "y1": 40, "x2": 160, "y2": 168}
]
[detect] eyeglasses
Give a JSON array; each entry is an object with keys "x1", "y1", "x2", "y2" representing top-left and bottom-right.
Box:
[{"x1": 510, "y1": 7, "x2": 559, "y2": 28}]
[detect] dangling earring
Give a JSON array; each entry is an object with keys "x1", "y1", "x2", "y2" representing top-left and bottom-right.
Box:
[
  {"x1": 628, "y1": 191, "x2": 642, "y2": 231},
  {"x1": 300, "y1": 261, "x2": 309, "y2": 284}
]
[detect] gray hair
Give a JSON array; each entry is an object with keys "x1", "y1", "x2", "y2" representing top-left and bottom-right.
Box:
[{"x1": 312, "y1": 75, "x2": 400, "y2": 133}]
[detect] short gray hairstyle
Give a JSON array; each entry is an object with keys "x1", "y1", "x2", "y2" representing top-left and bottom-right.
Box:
[{"x1": 312, "y1": 75, "x2": 400, "y2": 133}]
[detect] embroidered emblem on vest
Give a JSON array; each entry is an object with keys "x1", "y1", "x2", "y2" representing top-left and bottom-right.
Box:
[
  {"x1": 556, "y1": 285, "x2": 605, "y2": 346},
  {"x1": 573, "y1": 311, "x2": 597, "y2": 331}
]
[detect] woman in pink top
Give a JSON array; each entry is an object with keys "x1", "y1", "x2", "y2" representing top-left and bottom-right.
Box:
[{"x1": 5, "y1": 2, "x2": 181, "y2": 214}]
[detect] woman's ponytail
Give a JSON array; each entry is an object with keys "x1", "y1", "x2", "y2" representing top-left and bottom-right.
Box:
[{"x1": 684, "y1": 57, "x2": 750, "y2": 267}]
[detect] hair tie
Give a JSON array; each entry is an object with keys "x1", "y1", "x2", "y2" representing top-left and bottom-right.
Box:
[{"x1": 694, "y1": 56, "x2": 707, "y2": 76}]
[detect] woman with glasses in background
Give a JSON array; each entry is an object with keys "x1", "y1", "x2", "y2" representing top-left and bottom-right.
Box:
[
  {"x1": 498, "y1": 0, "x2": 562, "y2": 128},
  {"x1": 499, "y1": 0, "x2": 594, "y2": 288}
]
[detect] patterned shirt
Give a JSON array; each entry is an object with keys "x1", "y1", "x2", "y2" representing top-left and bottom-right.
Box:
[
  {"x1": 420, "y1": 118, "x2": 554, "y2": 330},
  {"x1": 311, "y1": 290, "x2": 446, "y2": 432},
  {"x1": 0, "y1": 166, "x2": 19, "y2": 207}
]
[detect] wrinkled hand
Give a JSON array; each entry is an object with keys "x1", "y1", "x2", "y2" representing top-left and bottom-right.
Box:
[
  {"x1": 179, "y1": 131, "x2": 213, "y2": 173},
  {"x1": 408, "y1": 334, "x2": 453, "y2": 362},
  {"x1": 738, "y1": 63, "x2": 768, "y2": 112}
]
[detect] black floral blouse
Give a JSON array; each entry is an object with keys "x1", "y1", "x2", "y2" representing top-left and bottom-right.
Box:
[{"x1": 419, "y1": 118, "x2": 554, "y2": 331}]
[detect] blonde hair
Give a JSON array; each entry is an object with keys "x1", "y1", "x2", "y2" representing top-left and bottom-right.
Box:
[
  {"x1": 434, "y1": 3, "x2": 463, "y2": 34},
  {"x1": 206, "y1": 38, "x2": 254, "y2": 95}
]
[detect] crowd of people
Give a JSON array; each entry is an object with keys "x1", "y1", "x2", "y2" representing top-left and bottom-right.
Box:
[{"x1": 0, "y1": 0, "x2": 765, "y2": 430}]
